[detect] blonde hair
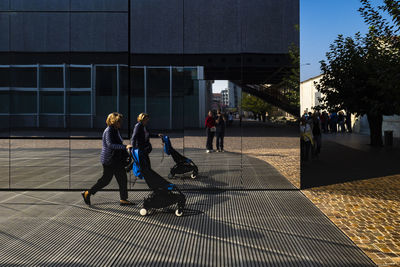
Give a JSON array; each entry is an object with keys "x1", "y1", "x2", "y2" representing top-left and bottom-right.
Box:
[
  {"x1": 106, "y1": 112, "x2": 123, "y2": 126},
  {"x1": 137, "y1": 113, "x2": 149, "y2": 122}
]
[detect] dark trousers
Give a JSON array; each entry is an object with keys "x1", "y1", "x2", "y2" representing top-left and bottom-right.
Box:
[
  {"x1": 89, "y1": 164, "x2": 128, "y2": 200},
  {"x1": 216, "y1": 131, "x2": 224, "y2": 150},
  {"x1": 313, "y1": 134, "x2": 322, "y2": 156},
  {"x1": 301, "y1": 139, "x2": 311, "y2": 161},
  {"x1": 206, "y1": 128, "x2": 215, "y2": 150},
  {"x1": 141, "y1": 153, "x2": 151, "y2": 170}
]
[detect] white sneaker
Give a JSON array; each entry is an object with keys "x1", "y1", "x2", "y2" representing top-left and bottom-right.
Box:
[{"x1": 206, "y1": 150, "x2": 211, "y2": 153}]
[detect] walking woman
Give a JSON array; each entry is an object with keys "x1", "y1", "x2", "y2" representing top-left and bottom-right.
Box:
[
  {"x1": 205, "y1": 110, "x2": 216, "y2": 153},
  {"x1": 131, "y1": 113, "x2": 162, "y2": 170},
  {"x1": 82, "y1": 112, "x2": 134, "y2": 206}
]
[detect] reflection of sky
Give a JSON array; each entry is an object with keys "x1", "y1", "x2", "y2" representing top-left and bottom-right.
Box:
[
  {"x1": 212, "y1": 80, "x2": 228, "y2": 93},
  {"x1": 300, "y1": 0, "x2": 371, "y2": 82}
]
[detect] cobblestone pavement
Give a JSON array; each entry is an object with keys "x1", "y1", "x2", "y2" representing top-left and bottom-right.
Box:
[
  {"x1": 303, "y1": 175, "x2": 400, "y2": 266},
  {"x1": 300, "y1": 133, "x2": 400, "y2": 267}
]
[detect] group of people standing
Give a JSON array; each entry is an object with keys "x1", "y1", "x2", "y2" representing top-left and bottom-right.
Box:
[
  {"x1": 300, "y1": 111, "x2": 322, "y2": 161},
  {"x1": 205, "y1": 110, "x2": 227, "y2": 153},
  {"x1": 301, "y1": 109, "x2": 353, "y2": 161},
  {"x1": 304, "y1": 110, "x2": 352, "y2": 134}
]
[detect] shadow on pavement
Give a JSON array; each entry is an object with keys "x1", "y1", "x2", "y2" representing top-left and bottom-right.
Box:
[{"x1": 301, "y1": 138, "x2": 400, "y2": 189}]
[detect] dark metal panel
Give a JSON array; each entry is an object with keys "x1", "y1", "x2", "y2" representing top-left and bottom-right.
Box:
[
  {"x1": 10, "y1": 12, "x2": 70, "y2": 52},
  {"x1": 71, "y1": 13, "x2": 128, "y2": 52}
]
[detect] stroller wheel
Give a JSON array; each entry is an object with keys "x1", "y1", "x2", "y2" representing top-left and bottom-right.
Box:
[
  {"x1": 190, "y1": 173, "x2": 197, "y2": 179},
  {"x1": 140, "y1": 208, "x2": 148, "y2": 216},
  {"x1": 175, "y1": 209, "x2": 183, "y2": 217}
]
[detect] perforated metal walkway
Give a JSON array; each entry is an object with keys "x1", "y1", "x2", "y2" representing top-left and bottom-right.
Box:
[{"x1": 0, "y1": 191, "x2": 375, "y2": 266}]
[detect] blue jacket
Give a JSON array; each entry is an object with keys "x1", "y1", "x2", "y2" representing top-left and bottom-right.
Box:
[{"x1": 101, "y1": 126, "x2": 126, "y2": 165}]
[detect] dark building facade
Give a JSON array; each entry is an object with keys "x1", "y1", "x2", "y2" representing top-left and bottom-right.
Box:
[{"x1": 0, "y1": 0, "x2": 299, "y2": 133}]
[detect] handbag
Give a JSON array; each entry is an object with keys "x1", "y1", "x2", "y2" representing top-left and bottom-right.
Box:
[{"x1": 112, "y1": 149, "x2": 132, "y2": 167}]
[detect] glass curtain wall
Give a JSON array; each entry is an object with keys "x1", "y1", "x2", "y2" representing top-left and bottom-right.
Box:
[
  {"x1": 0, "y1": 0, "x2": 299, "y2": 190},
  {"x1": 68, "y1": 2, "x2": 129, "y2": 190}
]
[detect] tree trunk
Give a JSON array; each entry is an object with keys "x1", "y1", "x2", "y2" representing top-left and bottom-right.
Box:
[{"x1": 367, "y1": 113, "x2": 383, "y2": 146}]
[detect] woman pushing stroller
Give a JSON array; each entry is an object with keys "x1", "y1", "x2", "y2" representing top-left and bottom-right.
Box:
[
  {"x1": 131, "y1": 113, "x2": 163, "y2": 170},
  {"x1": 130, "y1": 113, "x2": 186, "y2": 216},
  {"x1": 81, "y1": 112, "x2": 134, "y2": 206}
]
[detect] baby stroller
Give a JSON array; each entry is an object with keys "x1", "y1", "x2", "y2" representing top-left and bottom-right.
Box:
[
  {"x1": 162, "y1": 136, "x2": 198, "y2": 179},
  {"x1": 131, "y1": 149, "x2": 186, "y2": 217}
]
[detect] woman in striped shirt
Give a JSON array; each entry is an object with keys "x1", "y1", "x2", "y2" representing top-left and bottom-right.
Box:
[{"x1": 82, "y1": 112, "x2": 134, "y2": 206}]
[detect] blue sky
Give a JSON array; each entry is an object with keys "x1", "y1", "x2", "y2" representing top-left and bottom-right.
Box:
[{"x1": 300, "y1": 0, "x2": 372, "y2": 81}]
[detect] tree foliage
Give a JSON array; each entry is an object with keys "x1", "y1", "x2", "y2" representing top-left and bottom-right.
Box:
[
  {"x1": 315, "y1": 1, "x2": 400, "y2": 146},
  {"x1": 280, "y1": 25, "x2": 300, "y2": 108},
  {"x1": 240, "y1": 93, "x2": 272, "y2": 121}
]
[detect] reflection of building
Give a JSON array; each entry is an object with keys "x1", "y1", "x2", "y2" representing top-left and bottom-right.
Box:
[
  {"x1": 221, "y1": 89, "x2": 229, "y2": 106},
  {"x1": 300, "y1": 75, "x2": 400, "y2": 138},
  {"x1": 211, "y1": 93, "x2": 222, "y2": 110},
  {"x1": 0, "y1": 1, "x2": 298, "y2": 132},
  {"x1": 300, "y1": 75, "x2": 323, "y2": 114},
  {"x1": 0, "y1": 65, "x2": 205, "y2": 130},
  {"x1": 227, "y1": 82, "x2": 242, "y2": 108}
]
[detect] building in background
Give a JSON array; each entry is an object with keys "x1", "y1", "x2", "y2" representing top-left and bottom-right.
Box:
[
  {"x1": 221, "y1": 89, "x2": 229, "y2": 107},
  {"x1": 227, "y1": 81, "x2": 242, "y2": 109}
]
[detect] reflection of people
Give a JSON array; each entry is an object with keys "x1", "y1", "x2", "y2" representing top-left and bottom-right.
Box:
[
  {"x1": 311, "y1": 112, "x2": 322, "y2": 157},
  {"x1": 82, "y1": 112, "x2": 133, "y2": 206},
  {"x1": 300, "y1": 116, "x2": 313, "y2": 161},
  {"x1": 228, "y1": 112, "x2": 233, "y2": 126},
  {"x1": 215, "y1": 110, "x2": 226, "y2": 152},
  {"x1": 205, "y1": 110, "x2": 216, "y2": 153},
  {"x1": 345, "y1": 111, "x2": 352, "y2": 133},
  {"x1": 131, "y1": 113, "x2": 162, "y2": 170}
]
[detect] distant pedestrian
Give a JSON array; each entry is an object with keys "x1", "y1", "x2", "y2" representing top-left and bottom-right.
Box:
[
  {"x1": 228, "y1": 112, "x2": 233, "y2": 126},
  {"x1": 215, "y1": 109, "x2": 226, "y2": 152},
  {"x1": 82, "y1": 112, "x2": 134, "y2": 206},
  {"x1": 300, "y1": 116, "x2": 313, "y2": 161},
  {"x1": 345, "y1": 111, "x2": 352, "y2": 133},
  {"x1": 320, "y1": 111, "x2": 329, "y2": 133},
  {"x1": 338, "y1": 111, "x2": 345, "y2": 133},
  {"x1": 312, "y1": 112, "x2": 322, "y2": 157},
  {"x1": 330, "y1": 111, "x2": 338, "y2": 133},
  {"x1": 205, "y1": 110, "x2": 216, "y2": 153}
]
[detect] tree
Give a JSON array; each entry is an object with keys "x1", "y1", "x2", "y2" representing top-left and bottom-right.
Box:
[
  {"x1": 240, "y1": 93, "x2": 272, "y2": 122},
  {"x1": 316, "y1": 1, "x2": 400, "y2": 146},
  {"x1": 316, "y1": 29, "x2": 400, "y2": 146},
  {"x1": 281, "y1": 43, "x2": 300, "y2": 108}
]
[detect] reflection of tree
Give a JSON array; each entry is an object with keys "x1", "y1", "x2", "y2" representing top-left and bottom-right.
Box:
[
  {"x1": 240, "y1": 93, "x2": 272, "y2": 122},
  {"x1": 315, "y1": 1, "x2": 400, "y2": 146},
  {"x1": 280, "y1": 42, "x2": 300, "y2": 108}
]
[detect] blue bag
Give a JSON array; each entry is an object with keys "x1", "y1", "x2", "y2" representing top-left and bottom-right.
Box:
[
  {"x1": 131, "y1": 149, "x2": 144, "y2": 179},
  {"x1": 162, "y1": 135, "x2": 172, "y2": 155}
]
